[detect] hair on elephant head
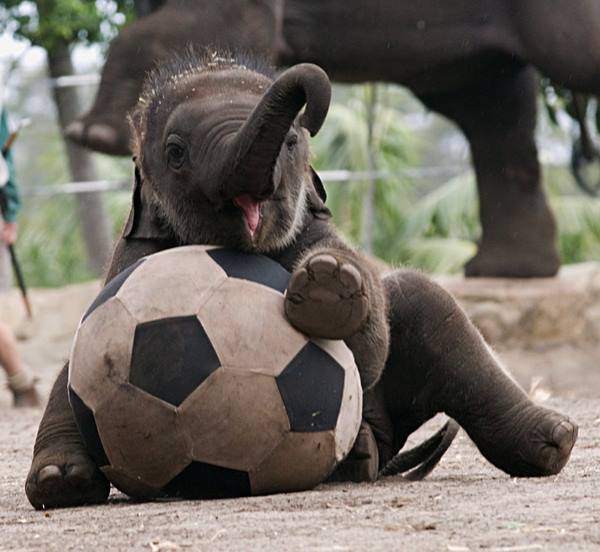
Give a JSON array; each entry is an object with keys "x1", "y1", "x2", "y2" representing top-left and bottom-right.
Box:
[{"x1": 126, "y1": 49, "x2": 331, "y2": 254}]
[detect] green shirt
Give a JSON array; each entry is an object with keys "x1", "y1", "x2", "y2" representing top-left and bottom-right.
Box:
[{"x1": 0, "y1": 109, "x2": 21, "y2": 223}]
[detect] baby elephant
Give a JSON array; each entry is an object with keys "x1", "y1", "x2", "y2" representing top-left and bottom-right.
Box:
[{"x1": 25, "y1": 50, "x2": 577, "y2": 508}]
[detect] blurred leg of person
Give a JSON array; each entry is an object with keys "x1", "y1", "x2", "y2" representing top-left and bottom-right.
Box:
[{"x1": 0, "y1": 241, "x2": 40, "y2": 408}]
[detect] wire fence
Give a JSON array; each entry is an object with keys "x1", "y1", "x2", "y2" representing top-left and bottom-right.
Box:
[{"x1": 18, "y1": 166, "x2": 471, "y2": 197}]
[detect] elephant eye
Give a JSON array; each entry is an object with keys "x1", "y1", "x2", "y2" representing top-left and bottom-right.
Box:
[
  {"x1": 285, "y1": 132, "x2": 298, "y2": 151},
  {"x1": 165, "y1": 135, "x2": 187, "y2": 171}
]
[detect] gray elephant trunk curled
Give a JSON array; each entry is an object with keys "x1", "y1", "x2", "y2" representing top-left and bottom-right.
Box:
[{"x1": 218, "y1": 63, "x2": 331, "y2": 202}]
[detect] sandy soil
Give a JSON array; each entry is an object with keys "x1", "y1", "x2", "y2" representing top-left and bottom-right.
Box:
[{"x1": 1, "y1": 282, "x2": 599, "y2": 551}]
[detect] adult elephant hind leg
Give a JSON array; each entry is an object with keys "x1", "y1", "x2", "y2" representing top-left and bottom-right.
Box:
[
  {"x1": 25, "y1": 364, "x2": 109, "y2": 509},
  {"x1": 420, "y1": 64, "x2": 560, "y2": 278},
  {"x1": 381, "y1": 269, "x2": 577, "y2": 477}
]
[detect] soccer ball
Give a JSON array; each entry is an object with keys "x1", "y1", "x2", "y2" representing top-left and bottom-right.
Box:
[{"x1": 68, "y1": 245, "x2": 362, "y2": 499}]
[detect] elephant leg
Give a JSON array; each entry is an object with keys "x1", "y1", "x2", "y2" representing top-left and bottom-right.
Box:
[
  {"x1": 329, "y1": 385, "x2": 397, "y2": 482},
  {"x1": 64, "y1": 25, "x2": 151, "y2": 156},
  {"x1": 25, "y1": 365, "x2": 110, "y2": 509},
  {"x1": 285, "y1": 243, "x2": 392, "y2": 481},
  {"x1": 381, "y1": 269, "x2": 577, "y2": 477},
  {"x1": 419, "y1": 64, "x2": 560, "y2": 278},
  {"x1": 24, "y1": 236, "x2": 175, "y2": 509},
  {"x1": 285, "y1": 243, "x2": 389, "y2": 390}
]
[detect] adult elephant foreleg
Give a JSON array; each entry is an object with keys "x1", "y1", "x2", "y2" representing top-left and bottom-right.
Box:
[
  {"x1": 420, "y1": 64, "x2": 560, "y2": 278},
  {"x1": 381, "y1": 269, "x2": 577, "y2": 477}
]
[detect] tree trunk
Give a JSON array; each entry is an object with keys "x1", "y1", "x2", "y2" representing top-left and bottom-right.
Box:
[
  {"x1": 361, "y1": 84, "x2": 378, "y2": 255},
  {"x1": 47, "y1": 44, "x2": 113, "y2": 276}
]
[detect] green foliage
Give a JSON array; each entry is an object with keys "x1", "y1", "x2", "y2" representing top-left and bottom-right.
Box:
[
  {"x1": 551, "y1": 194, "x2": 600, "y2": 263},
  {"x1": 0, "y1": 0, "x2": 135, "y2": 51},
  {"x1": 16, "y1": 190, "x2": 129, "y2": 287},
  {"x1": 17, "y1": 195, "x2": 94, "y2": 287},
  {"x1": 312, "y1": 85, "x2": 415, "y2": 250},
  {"x1": 393, "y1": 174, "x2": 478, "y2": 273}
]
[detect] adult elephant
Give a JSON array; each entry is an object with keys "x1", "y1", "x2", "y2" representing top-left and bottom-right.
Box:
[{"x1": 66, "y1": 0, "x2": 600, "y2": 277}]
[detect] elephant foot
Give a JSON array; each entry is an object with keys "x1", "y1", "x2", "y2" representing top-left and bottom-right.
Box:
[
  {"x1": 465, "y1": 242, "x2": 560, "y2": 278},
  {"x1": 26, "y1": 440, "x2": 109, "y2": 510},
  {"x1": 328, "y1": 421, "x2": 379, "y2": 483},
  {"x1": 468, "y1": 403, "x2": 578, "y2": 477},
  {"x1": 65, "y1": 119, "x2": 130, "y2": 156},
  {"x1": 285, "y1": 253, "x2": 368, "y2": 339}
]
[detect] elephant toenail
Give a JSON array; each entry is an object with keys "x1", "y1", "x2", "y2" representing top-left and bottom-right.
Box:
[
  {"x1": 66, "y1": 464, "x2": 92, "y2": 485},
  {"x1": 308, "y1": 254, "x2": 337, "y2": 273},
  {"x1": 38, "y1": 465, "x2": 62, "y2": 485},
  {"x1": 552, "y1": 421, "x2": 576, "y2": 448},
  {"x1": 64, "y1": 120, "x2": 85, "y2": 142},
  {"x1": 339, "y1": 264, "x2": 362, "y2": 288},
  {"x1": 288, "y1": 268, "x2": 309, "y2": 290}
]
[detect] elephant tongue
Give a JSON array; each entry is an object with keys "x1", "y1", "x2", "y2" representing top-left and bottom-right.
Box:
[{"x1": 234, "y1": 194, "x2": 263, "y2": 236}]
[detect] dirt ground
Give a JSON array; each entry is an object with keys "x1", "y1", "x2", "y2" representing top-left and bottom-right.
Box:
[{"x1": 1, "y1": 282, "x2": 600, "y2": 551}]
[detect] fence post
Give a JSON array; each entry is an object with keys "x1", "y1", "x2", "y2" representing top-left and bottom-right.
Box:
[{"x1": 361, "y1": 84, "x2": 378, "y2": 255}]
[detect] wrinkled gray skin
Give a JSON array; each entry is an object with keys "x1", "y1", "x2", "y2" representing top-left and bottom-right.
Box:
[
  {"x1": 26, "y1": 54, "x2": 578, "y2": 509},
  {"x1": 67, "y1": 0, "x2": 600, "y2": 278}
]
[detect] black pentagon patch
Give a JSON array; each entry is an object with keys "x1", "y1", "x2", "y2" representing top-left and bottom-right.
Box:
[
  {"x1": 129, "y1": 316, "x2": 220, "y2": 406},
  {"x1": 164, "y1": 461, "x2": 251, "y2": 499},
  {"x1": 207, "y1": 248, "x2": 290, "y2": 293},
  {"x1": 82, "y1": 259, "x2": 145, "y2": 323},
  {"x1": 68, "y1": 387, "x2": 109, "y2": 467},
  {"x1": 276, "y1": 342, "x2": 345, "y2": 432}
]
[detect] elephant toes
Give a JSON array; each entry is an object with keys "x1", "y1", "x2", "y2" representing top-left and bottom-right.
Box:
[
  {"x1": 64, "y1": 120, "x2": 85, "y2": 144},
  {"x1": 26, "y1": 448, "x2": 109, "y2": 510},
  {"x1": 285, "y1": 253, "x2": 368, "y2": 339},
  {"x1": 328, "y1": 421, "x2": 379, "y2": 483},
  {"x1": 483, "y1": 407, "x2": 578, "y2": 478},
  {"x1": 65, "y1": 119, "x2": 129, "y2": 155},
  {"x1": 525, "y1": 413, "x2": 578, "y2": 476}
]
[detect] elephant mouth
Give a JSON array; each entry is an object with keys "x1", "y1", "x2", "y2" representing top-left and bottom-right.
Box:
[{"x1": 233, "y1": 194, "x2": 264, "y2": 238}]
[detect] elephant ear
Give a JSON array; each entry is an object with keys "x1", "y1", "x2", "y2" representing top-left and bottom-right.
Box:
[
  {"x1": 123, "y1": 165, "x2": 174, "y2": 241},
  {"x1": 306, "y1": 167, "x2": 331, "y2": 220}
]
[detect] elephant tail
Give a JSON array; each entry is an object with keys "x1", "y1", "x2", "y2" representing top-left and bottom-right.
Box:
[{"x1": 379, "y1": 419, "x2": 460, "y2": 481}]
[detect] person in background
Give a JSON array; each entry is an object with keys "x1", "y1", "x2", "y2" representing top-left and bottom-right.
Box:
[{"x1": 0, "y1": 108, "x2": 40, "y2": 407}]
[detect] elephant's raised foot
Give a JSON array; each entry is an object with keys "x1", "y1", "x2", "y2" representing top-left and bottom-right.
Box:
[
  {"x1": 26, "y1": 444, "x2": 109, "y2": 509},
  {"x1": 285, "y1": 252, "x2": 368, "y2": 339},
  {"x1": 472, "y1": 405, "x2": 578, "y2": 478},
  {"x1": 65, "y1": 119, "x2": 130, "y2": 156},
  {"x1": 464, "y1": 243, "x2": 560, "y2": 279}
]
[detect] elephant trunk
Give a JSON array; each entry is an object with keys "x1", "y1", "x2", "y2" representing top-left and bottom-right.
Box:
[{"x1": 218, "y1": 63, "x2": 331, "y2": 201}]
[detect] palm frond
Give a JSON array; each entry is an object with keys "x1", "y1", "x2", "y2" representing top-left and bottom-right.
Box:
[
  {"x1": 401, "y1": 238, "x2": 477, "y2": 274},
  {"x1": 402, "y1": 172, "x2": 479, "y2": 240}
]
